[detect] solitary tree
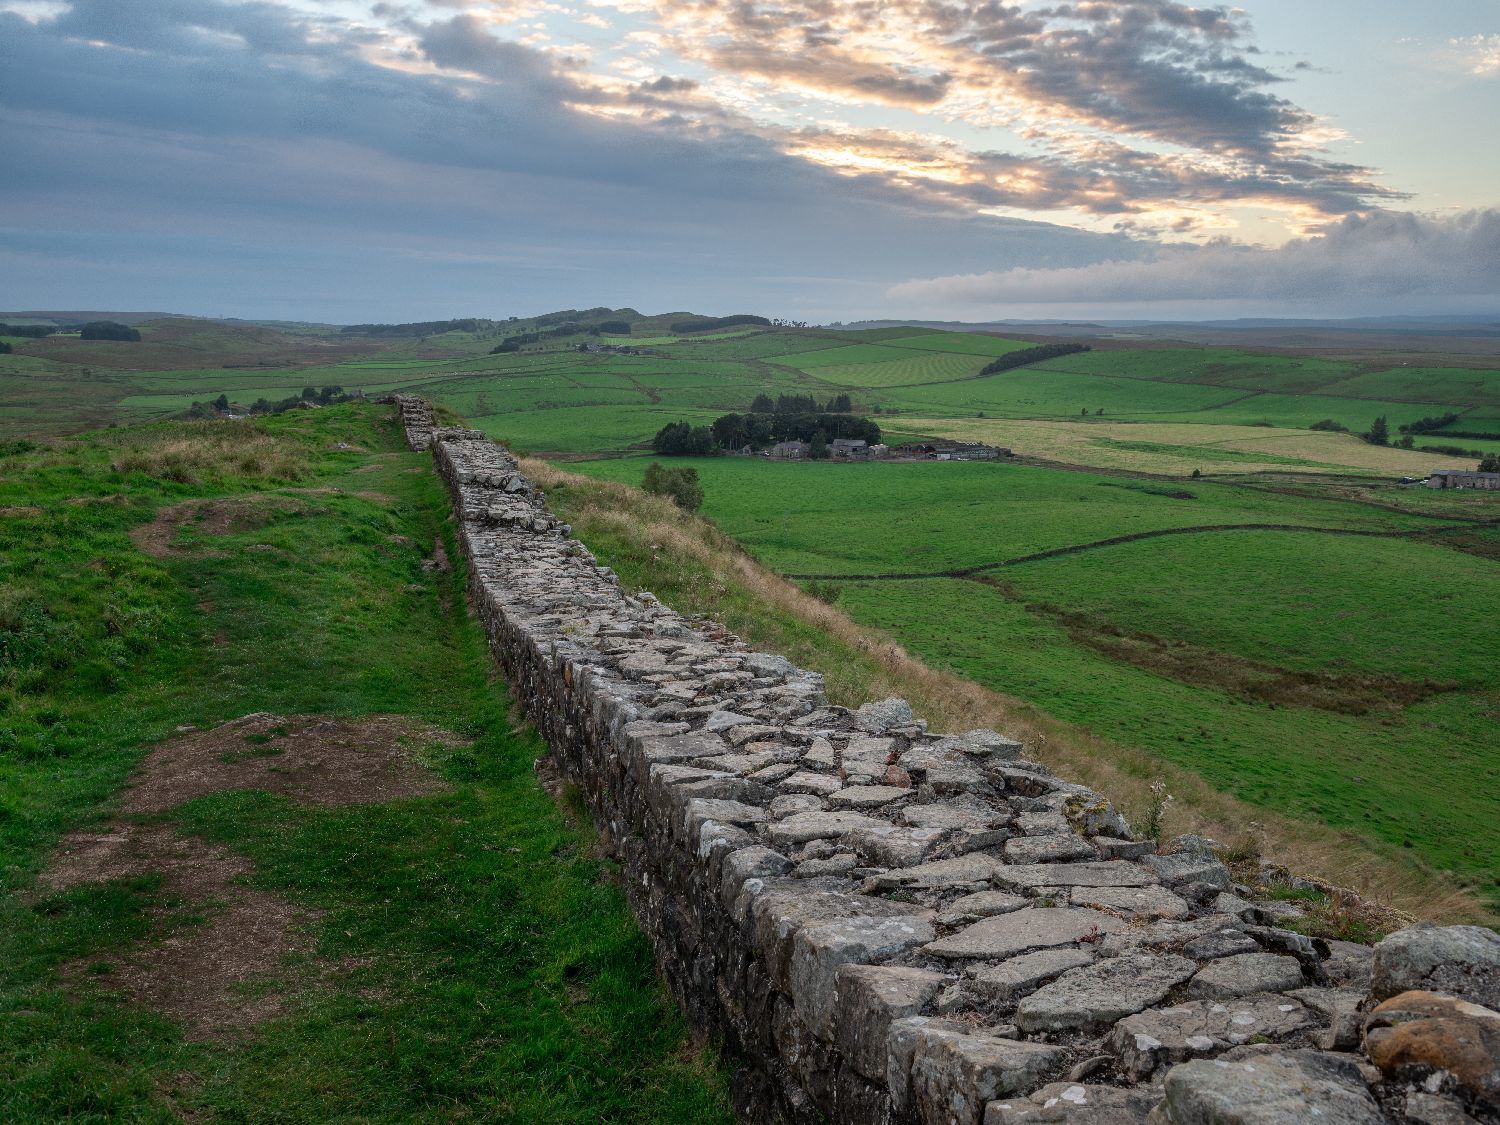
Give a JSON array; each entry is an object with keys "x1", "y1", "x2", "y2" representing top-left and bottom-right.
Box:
[
  {"x1": 213, "y1": 394, "x2": 230, "y2": 412},
  {"x1": 1365, "y1": 415, "x2": 1390, "y2": 446},
  {"x1": 1480, "y1": 452, "x2": 1500, "y2": 473},
  {"x1": 809, "y1": 431, "x2": 829, "y2": 460}
]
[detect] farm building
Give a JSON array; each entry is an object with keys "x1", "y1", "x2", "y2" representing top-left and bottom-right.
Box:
[
  {"x1": 1427, "y1": 470, "x2": 1500, "y2": 490},
  {"x1": 939, "y1": 442, "x2": 1009, "y2": 461},
  {"x1": 893, "y1": 441, "x2": 1008, "y2": 461},
  {"x1": 769, "y1": 439, "x2": 810, "y2": 460},
  {"x1": 830, "y1": 438, "x2": 870, "y2": 460}
]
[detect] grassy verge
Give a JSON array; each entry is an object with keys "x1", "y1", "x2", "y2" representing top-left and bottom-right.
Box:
[
  {"x1": 1, "y1": 405, "x2": 731, "y2": 1122},
  {"x1": 528, "y1": 458, "x2": 1493, "y2": 928}
]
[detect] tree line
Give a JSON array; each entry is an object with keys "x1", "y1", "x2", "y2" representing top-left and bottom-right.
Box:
[
  {"x1": 976, "y1": 342, "x2": 1091, "y2": 376},
  {"x1": 653, "y1": 410, "x2": 880, "y2": 456},
  {"x1": 751, "y1": 393, "x2": 852, "y2": 414},
  {"x1": 183, "y1": 385, "x2": 358, "y2": 419}
]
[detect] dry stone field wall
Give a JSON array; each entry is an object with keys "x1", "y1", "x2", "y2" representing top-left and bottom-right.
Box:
[{"x1": 389, "y1": 395, "x2": 1500, "y2": 1124}]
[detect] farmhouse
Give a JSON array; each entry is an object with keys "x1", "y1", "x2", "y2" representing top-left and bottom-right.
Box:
[
  {"x1": 1427, "y1": 470, "x2": 1500, "y2": 490},
  {"x1": 769, "y1": 439, "x2": 810, "y2": 460},
  {"x1": 830, "y1": 438, "x2": 869, "y2": 460}
]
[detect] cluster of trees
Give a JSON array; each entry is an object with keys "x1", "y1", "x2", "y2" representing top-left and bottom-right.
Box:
[
  {"x1": 976, "y1": 342, "x2": 1091, "y2": 377},
  {"x1": 770, "y1": 318, "x2": 810, "y2": 328},
  {"x1": 750, "y1": 393, "x2": 852, "y2": 414},
  {"x1": 653, "y1": 410, "x2": 881, "y2": 455},
  {"x1": 667, "y1": 314, "x2": 771, "y2": 334},
  {"x1": 1310, "y1": 418, "x2": 1349, "y2": 432},
  {"x1": 341, "y1": 318, "x2": 493, "y2": 336},
  {"x1": 79, "y1": 321, "x2": 141, "y2": 341},
  {"x1": 642, "y1": 462, "x2": 703, "y2": 512},
  {"x1": 0, "y1": 323, "x2": 57, "y2": 338},
  {"x1": 651, "y1": 422, "x2": 719, "y2": 455},
  {"x1": 0, "y1": 340, "x2": 10, "y2": 355},
  {"x1": 1480, "y1": 453, "x2": 1500, "y2": 473}
]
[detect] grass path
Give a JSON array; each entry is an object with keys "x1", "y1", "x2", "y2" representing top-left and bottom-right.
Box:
[{"x1": 0, "y1": 405, "x2": 731, "y2": 1122}]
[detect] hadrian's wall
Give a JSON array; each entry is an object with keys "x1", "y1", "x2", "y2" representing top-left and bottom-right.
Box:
[{"x1": 389, "y1": 394, "x2": 1500, "y2": 1125}]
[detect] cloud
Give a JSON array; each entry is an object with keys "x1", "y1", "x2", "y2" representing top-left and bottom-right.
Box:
[
  {"x1": 889, "y1": 210, "x2": 1500, "y2": 310},
  {"x1": 637, "y1": 0, "x2": 1394, "y2": 223},
  {"x1": 1451, "y1": 34, "x2": 1500, "y2": 77}
]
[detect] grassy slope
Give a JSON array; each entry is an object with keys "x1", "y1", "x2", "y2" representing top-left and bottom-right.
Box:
[
  {"x1": 563, "y1": 455, "x2": 1499, "y2": 901},
  {"x1": 529, "y1": 459, "x2": 1490, "y2": 924},
  {"x1": 566, "y1": 456, "x2": 1438, "y2": 575},
  {"x1": 0, "y1": 405, "x2": 730, "y2": 1122}
]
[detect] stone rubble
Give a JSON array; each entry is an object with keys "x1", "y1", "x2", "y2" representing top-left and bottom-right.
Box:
[{"x1": 389, "y1": 394, "x2": 1500, "y2": 1124}]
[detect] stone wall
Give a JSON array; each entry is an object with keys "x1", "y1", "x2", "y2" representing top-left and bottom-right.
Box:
[{"x1": 391, "y1": 396, "x2": 1500, "y2": 1125}]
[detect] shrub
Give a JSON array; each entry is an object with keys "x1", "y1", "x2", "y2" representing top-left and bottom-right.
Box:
[{"x1": 642, "y1": 462, "x2": 704, "y2": 512}]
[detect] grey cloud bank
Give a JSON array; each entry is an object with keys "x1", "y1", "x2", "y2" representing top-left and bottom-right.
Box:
[
  {"x1": 889, "y1": 211, "x2": 1500, "y2": 317},
  {"x1": 0, "y1": 0, "x2": 1494, "y2": 320}
]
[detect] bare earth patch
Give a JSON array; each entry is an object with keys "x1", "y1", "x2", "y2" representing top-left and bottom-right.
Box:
[
  {"x1": 45, "y1": 713, "x2": 463, "y2": 1039},
  {"x1": 130, "y1": 496, "x2": 313, "y2": 559},
  {"x1": 124, "y1": 712, "x2": 460, "y2": 813}
]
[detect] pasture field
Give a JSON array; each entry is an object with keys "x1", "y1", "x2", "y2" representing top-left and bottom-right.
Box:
[
  {"x1": 5, "y1": 311, "x2": 1498, "y2": 911},
  {"x1": 893, "y1": 416, "x2": 1482, "y2": 475},
  {"x1": 567, "y1": 457, "x2": 1438, "y2": 576},
  {"x1": 0, "y1": 405, "x2": 731, "y2": 1120},
  {"x1": 567, "y1": 453, "x2": 1500, "y2": 898}
]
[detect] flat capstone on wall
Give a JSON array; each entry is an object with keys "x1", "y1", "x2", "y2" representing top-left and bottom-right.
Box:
[{"x1": 388, "y1": 394, "x2": 1500, "y2": 1125}]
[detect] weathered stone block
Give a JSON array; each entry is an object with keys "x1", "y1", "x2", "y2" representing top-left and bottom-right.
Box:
[
  {"x1": 1153, "y1": 1049, "x2": 1383, "y2": 1124},
  {"x1": 1015, "y1": 952, "x2": 1197, "y2": 1032},
  {"x1": 925, "y1": 907, "x2": 1126, "y2": 961},
  {"x1": 835, "y1": 964, "x2": 947, "y2": 1080},
  {"x1": 907, "y1": 1025, "x2": 1067, "y2": 1125},
  {"x1": 1184, "y1": 953, "x2": 1304, "y2": 1000},
  {"x1": 789, "y1": 914, "x2": 937, "y2": 1038}
]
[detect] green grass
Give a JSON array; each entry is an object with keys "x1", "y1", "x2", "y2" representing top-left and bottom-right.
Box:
[
  {"x1": 833, "y1": 572, "x2": 1499, "y2": 893},
  {"x1": 567, "y1": 456, "x2": 1439, "y2": 576},
  {"x1": 0, "y1": 404, "x2": 731, "y2": 1122},
  {"x1": 565, "y1": 453, "x2": 1499, "y2": 898}
]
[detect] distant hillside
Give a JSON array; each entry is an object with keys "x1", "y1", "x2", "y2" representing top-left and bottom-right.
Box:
[
  {"x1": 12, "y1": 315, "x2": 388, "y2": 370},
  {"x1": 0, "y1": 310, "x2": 175, "y2": 326}
]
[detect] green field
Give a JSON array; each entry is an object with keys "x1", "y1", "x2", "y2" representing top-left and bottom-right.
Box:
[
  {"x1": 566, "y1": 453, "x2": 1499, "y2": 898},
  {"x1": 0, "y1": 405, "x2": 731, "y2": 1119}
]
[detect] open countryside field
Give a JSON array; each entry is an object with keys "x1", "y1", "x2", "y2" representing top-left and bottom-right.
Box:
[
  {"x1": 4, "y1": 310, "x2": 1498, "y2": 914},
  {"x1": 0, "y1": 404, "x2": 731, "y2": 1119},
  {"x1": 567, "y1": 453, "x2": 1500, "y2": 903}
]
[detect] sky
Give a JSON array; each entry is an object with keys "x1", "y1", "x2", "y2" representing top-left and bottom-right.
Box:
[{"x1": 1, "y1": 0, "x2": 1498, "y2": 323}]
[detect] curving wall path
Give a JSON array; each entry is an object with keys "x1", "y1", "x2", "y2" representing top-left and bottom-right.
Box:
[{"x1": 389, "y1": 395, "x2": 1500, "y2": 1125}]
